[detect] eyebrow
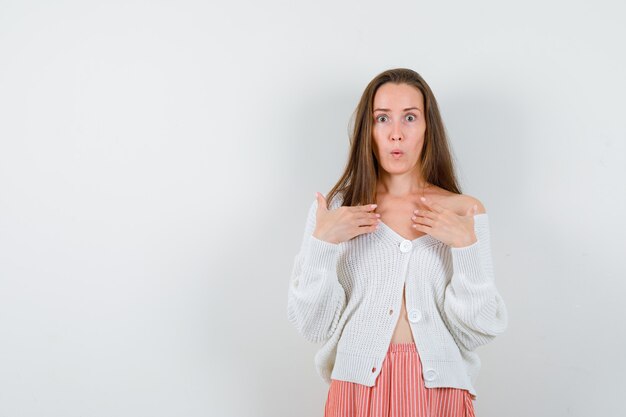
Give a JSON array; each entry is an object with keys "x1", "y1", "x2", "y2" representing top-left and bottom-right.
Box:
[{"x1": 373, "y1": 107, "x2": 422, "y2": 112}]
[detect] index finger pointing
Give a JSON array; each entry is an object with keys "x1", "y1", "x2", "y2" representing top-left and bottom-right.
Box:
[
  {"x1": 363, "y1": 203, "x2": 377, "y2": 211},
  {"x1": 419, "y1": 197, "x2": 444, "y2": 214}
]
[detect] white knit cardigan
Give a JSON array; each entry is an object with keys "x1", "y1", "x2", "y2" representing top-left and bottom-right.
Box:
[{"x1": 286, "y1": 193, "x2": 508, "y2": 398}]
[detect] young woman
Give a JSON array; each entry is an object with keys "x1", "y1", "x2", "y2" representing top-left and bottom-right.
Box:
[{"x1": 287, "y1": 68, "x2": 508, "y2": 417}]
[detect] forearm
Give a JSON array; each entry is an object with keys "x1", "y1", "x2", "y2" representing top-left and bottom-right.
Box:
[{"x1": 443, "y1": 217, "x2": 508, "y2": 351}]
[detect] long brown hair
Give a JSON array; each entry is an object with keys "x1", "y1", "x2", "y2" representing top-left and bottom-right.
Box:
[{"x1": 326, "y1": 68, "x2": 462, "y2": 207}]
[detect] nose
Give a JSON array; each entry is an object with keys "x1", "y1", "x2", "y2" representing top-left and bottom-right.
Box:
[{"x1": 390, "y1": 121, "x2": 402, "y2": 141}]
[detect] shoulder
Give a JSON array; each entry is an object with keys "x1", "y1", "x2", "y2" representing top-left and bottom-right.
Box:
[{"x1": 439, "y1": 191, "x2": 487, "y2": 216}]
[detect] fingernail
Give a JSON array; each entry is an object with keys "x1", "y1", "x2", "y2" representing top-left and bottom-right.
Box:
[
  {"x1": 420, "y1": 196, "x2": 426, "y2": 201},
  {"x1": 371, "y1": 204, "x2": 377, "y2": 208},
  {"x1": 414, "y1": 209, "x2": 419, "y2": 213}
]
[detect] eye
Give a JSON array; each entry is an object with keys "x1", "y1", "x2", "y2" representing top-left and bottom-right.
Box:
[
  {"x1": 405, "y1": 114, "x2": 417, "y2": 122},
  {"x1": 375, "y1": 115, "x2": 388, "y2": 123}
]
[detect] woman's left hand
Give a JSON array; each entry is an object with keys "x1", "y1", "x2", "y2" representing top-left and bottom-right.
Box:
[{"x1": 412, "y1": 197, "x2": 478, "y2": 248}]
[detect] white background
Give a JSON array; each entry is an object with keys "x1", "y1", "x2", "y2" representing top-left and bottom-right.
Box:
[{"x1": 1, "y1": 1, "x2": 625, "y2": 416}]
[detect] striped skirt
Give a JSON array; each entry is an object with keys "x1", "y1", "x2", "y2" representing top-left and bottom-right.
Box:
[{"x1": 324, "y1": 342, "x2": 475, "y2": 417}]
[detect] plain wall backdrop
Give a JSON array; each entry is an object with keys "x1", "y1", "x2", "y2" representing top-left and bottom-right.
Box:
[{"x1": 1, "y1": 1, "x2": 625, "y2": 416}]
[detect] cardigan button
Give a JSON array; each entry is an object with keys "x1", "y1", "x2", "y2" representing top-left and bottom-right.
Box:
[
  {"x1": 399, "y1": 240, "x2": 412, "y2": 253},
  {"x1": 371, "y1": 367, "x2": 376, "y2": 373},
  {"x1": 424, "y1": 368, "x2": 438, "y2": 381},
  {"x1": 408, "y1": 308, "x2": 422, "y2": 323},
  {"x1": 293, "y1": 278, "x2": 299, "y2": 288}
]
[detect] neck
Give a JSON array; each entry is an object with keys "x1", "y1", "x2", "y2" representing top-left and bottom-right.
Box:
[{"x1": 377, "y1": 172, "x2": 429, "y2": 198}]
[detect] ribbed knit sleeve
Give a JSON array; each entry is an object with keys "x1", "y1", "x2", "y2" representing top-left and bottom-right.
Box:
[
  {"x1": 443, "y1": 213, "x2": 508, "y2": 352},
  {"x1": 287, "y1": 199, "x2": 347, "y2": 344}
]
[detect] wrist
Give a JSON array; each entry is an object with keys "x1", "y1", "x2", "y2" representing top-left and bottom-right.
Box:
[
  {"x1": 313, "y1": 230, "x2": 340, "y2": 245},
  {"x1": 451, "y1": 234, "x2": 477, "y2": 248}
]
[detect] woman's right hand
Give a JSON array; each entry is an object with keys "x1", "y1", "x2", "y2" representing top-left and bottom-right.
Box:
[{"x1": 312, "y1": 192, "x2": 381, "y2": 244}]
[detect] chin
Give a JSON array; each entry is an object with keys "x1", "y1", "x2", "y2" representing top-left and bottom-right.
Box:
[{"x1": 382, "y1": 166, "x2": 411, "y2": 175}]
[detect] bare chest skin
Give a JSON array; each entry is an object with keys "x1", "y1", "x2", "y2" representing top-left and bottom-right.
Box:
[
  {"x1": 377, "y1": 189, "x2": 478, "y2": 400},
  {"x1": 375, "y1": 189, "x2": 457, "y2": 344}
]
